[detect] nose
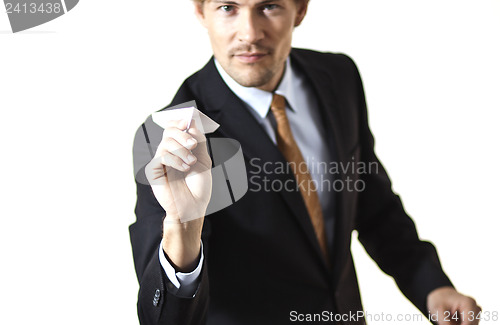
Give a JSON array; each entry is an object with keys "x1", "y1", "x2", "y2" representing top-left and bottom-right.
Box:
[{"x1": 236, "y1": 9, "x2": 264, "y2": 44}]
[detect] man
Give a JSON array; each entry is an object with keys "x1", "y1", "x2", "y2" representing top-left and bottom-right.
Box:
[{"x1": 130, "y1": 0, "x2": 481, "y2": 324}]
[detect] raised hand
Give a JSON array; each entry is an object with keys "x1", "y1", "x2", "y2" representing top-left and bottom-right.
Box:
[{"x1": 145, "y1": 119, "x2": 212, "y2": 271}]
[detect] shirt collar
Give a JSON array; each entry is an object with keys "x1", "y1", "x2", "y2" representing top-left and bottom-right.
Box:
[{"x1": 215, "y1": 58, "x2": 297, "y2": 119}]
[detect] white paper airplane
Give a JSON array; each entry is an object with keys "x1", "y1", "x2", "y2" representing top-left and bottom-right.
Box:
[{"x1": 152, "y1": 106, "x2": 220, "y2": 134}]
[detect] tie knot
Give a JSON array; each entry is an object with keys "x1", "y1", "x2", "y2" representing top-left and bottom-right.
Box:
[{"x1": 271, "y1": 93, "x2": 286, "y2": 113}]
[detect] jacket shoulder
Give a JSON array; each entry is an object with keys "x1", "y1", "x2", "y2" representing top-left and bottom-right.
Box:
[{"x1": 291, "y1": 48, "x2": 360, "y2": 76}]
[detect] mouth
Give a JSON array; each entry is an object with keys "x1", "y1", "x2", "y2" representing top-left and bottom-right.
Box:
[{"x1": 233, "y1": 52, "x2": 268, "y2": 63}]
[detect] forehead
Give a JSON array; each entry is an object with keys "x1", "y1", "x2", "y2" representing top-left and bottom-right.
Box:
[{"x1": 204, "y1": 0, "x2": 291, "y2": 6}]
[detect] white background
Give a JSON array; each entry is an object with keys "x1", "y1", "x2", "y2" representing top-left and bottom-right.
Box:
[{"x1": 1, "y1": 1, "x2": 499, "y2": 324}]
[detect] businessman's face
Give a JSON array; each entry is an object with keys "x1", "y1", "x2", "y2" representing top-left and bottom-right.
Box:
[{"x1": 195, "y1": 0, "x2": 308, "y2": 92}]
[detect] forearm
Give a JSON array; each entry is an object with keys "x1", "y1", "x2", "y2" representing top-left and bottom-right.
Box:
[{"x1": 162, "y1": 216, "x2": 204, "y2": 272}]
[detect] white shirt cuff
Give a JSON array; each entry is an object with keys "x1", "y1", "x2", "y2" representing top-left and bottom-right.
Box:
[{"x1": 158, "y1": 239, "x2": 204, "y2": 297}]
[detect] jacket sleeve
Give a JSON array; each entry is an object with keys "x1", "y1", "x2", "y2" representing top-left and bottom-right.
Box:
[
  {"x1": 129, "y1": 116, "x2": 210, "y2": 325},
  {"x1": 346, "y1": 55, "x2": 454, "y2": 315}
]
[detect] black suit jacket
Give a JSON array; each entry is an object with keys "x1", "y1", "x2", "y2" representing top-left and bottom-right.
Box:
[{"x1": 130, "y1": 48, "x2": 453, "y2": 325}]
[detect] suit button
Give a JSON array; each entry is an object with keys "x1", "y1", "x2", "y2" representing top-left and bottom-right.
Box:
[{"x1": 153, "y1": 289, "x2": 161, "y2": 306}]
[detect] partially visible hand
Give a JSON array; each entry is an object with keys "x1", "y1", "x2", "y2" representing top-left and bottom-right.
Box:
[{"x1": 427, "y1": 286, "x2": 481, "y2": 325}]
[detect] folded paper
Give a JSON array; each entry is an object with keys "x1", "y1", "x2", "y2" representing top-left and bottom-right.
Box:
[{"x1": 152, "y1": 107, "x2": 220, "y2": 134}]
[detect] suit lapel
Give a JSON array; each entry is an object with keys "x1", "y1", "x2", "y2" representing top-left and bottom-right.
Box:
[
  {"x1": 289, "y1": 50, "x2": 355, "y2": 280},
  {"x1": 289, "y1": 50, "x2": 350, "y2": 165}
]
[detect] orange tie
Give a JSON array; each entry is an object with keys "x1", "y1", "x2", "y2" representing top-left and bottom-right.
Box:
[{"x1": 270, "y1": 94, "x2": 330, "y2": 264}]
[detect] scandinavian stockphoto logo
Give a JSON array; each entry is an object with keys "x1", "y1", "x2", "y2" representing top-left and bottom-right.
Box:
[{"x1": 4, "y1": 0, "x2": 79, "y2": 33}]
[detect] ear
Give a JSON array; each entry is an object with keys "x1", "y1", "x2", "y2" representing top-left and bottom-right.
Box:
[
  {"x1": 293, "y1": 0, "x2": 309, "y2": 27},
  {"x1": 194, "y1": 2, "x2": 207, "y2": 28}
]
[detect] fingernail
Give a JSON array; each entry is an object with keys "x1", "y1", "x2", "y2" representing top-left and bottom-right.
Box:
[
  {"x1": 187, "y1": 154, "x2": 196, "y2": 163},
  {"x1": 186, "y1": 139, "x2": 197, "y2": 147},
  {"x1": 182, "y1": 163, "x2": 190, "y2": 170}
]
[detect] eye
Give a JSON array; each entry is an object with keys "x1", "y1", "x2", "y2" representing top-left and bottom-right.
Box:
[
  {"x1": 262, "y1": 4, "x2": 278, "y2": 11},
  {"x1": 219, "y1": 5, "x2": 235, "y2": 12}
]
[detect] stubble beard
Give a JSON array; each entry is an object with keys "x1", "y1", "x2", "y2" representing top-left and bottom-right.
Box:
[{"x1": 226, "y1": 62, "x2": 277, "y2": 88}]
